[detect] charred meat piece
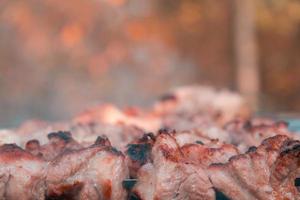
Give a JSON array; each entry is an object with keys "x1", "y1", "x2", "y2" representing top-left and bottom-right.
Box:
[
  {"x1": 25, "y1": 131, "x2": 82, "y2": 160},
  {"x1": 46, "y1": 142, "x2": 129, "y2": 200},
  {"x1": 126, "y1": 133, "x2": 155, "y2": 178},
  {"x1": 1, "y1": 133, "x2": 129, "y2": 200},
  {"x1": 208, "y1": 135, "x2": 300, "y2": 200},
  {"x1": 0, "y1": 144, "x2": 46, "y2": 200},
  {"x1": 132, "y1": 130, "x2": 215, "y2": 200},
  {"x1": 16, "y1": 120, "x2": 70, "y2": 146},
  {"x1": 225, "y1": 119, "x2": 299, "y2": 152}
]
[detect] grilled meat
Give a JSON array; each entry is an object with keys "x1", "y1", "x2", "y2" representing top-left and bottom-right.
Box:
[
  {"x1": 0, "y1": 134, "x2": 129, "y2": 200},
  {"x1": 73, "y1": 104, "x2": 161, "y2": 132},
  {"x1": 154, "y1": 86, "x2": 250, "y2": 125},
  {"x1": 25, "y1": 131, "x2": 82, "y2": 160},
  {"x1": 208, "y1": 135, "x2": 300, "y2": 200},
  {"x1": 181, "y1": 142, "x2": 239, "y2": 167},
  {"x1": 225, "y1": 119, "x2": 299, "y2": 152},
  {"x1": 0, "y1": 86, "x2": 299, "y2": 200},
  {"x1": 129, "y1": 130, "x2": 240, "y2": 200},
  {"x1": 46, "y1": 142, "x2": 129, "y2": 200},
  {"x1": 131, "y1": 130, "x2": 215, "y2": 200},
  {"x1": 0, "y1": 144, "x2": 46, "y2": 200},
  {"x1": 69, "y1": 122, "x2": 144, "y2": 151}
]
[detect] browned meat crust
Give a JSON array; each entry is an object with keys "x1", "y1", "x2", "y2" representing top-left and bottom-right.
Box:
[
  {"x1": 131, "y1": 130, "x2": 215, "y2": 200},
  {"x1": 0, "y1": 144, "x2": 46, "y2": 200},
  {"x1": 225, "y1": 119, "x2": 299, "y2": 152},
  {"x1": 129, "y1": 130, "x2": 240, "y2": 200},
  {"x1": 46, "y1": 144, "x2": 128, "y2": 200},
  {"x1": 208, "y1": 135, "x2": 300, "y2": 200},
  {"x1": 0, "y1": 133, "x2": 129, "y2": 200}
]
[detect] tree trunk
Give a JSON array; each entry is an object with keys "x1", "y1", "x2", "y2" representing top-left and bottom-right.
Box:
[{"x1": 233, "y1": 0, "x2": 260, "y2": 111}]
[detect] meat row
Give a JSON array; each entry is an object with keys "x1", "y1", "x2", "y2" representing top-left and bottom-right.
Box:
[{"x1": 0, "y1": 86, "x2": 299, "y2": 199}]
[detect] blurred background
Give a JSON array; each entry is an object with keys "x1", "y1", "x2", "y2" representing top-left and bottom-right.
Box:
[{"x1": 0, "y1": 0, "x2": 300, "y2": 128}]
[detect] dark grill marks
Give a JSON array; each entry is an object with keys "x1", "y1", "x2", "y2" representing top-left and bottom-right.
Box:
[
  {"x1": 246, "y1": 146, "x2": 257, "y2": 153},
  {"x1": 159, "y1": 93, "x2": 177, "y2": 102},
  {"x1": 0, "y1": 143, "x2": 23, "y2": 153},
  {"x1": 127, "y1": 143, "x2": 152, "y2": 165},
  {"x1": 242, "y1": 120, "x2": 252, "y2": 131},
  {"x1": 196, "y1": 140, "x2": 204, "y2": 145},
  {"x1": 139, "y1": 133, "x2": 155, "y2": 143},
  {"x1": 295, "y1": 177, "x2": 300, "y2": 192},
  {"x1": 295, "y1": 178, "x2": 300, "y2": 187},
  {"x1": 158, "y1": 128, "x2": 175, "y2": 135},
  {"x1": 214, "y1": 188, "x2": 231, "y2": 200},
  {"x1": 128, "y1": 193, "x2": 142, "y2": 200},
  {"x1": 122, "y1": 179, "x2": 137, "y2": 191},
  {"x1": 94, "y1": 135, "x2": 111, "y2": 146},
  {"x1": 48, "y1": 131, "x2": 72, "y2": 143}
]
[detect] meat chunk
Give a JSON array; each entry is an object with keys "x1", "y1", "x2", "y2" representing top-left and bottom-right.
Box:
[
  {"x1": 25, "y1": 131, "x2": 82, "y2": 160},
  {"x1": 73, "y1": 104, "x2": 161, "y2": 132},
  {"x1": 208, "y1": 135, "x2": 300, "y2": 200},
  {"x1": 16, "y1": 120, "x2": 70, "y2": 146},
  {"x1": 159, "y1": 113, "x2": 233, "y2": 147},
  {"x1": 1, "y1": 134, "x2": 129, "y2": 200},
  {"x1": 69, "y1": 122, "x2": 145, "y2": 151},
  {"x1": 225, "y1": 119, "x2": 299, "y2": 151},
  {"x1": 46, "y1": 142, "x2": 129, "y2": 200},
  {"x1": 131, "y1": 130, "x2": 215, "y2": 200},
  {"x1": 0, "y1": 144, "x2": 46, "y2": 200},
  {"x1": 154, "y1": 86, "x2": 250, "y2": 125}
]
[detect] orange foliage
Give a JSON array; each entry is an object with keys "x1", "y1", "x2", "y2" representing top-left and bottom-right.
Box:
[
  {"x1": 0, "y1": 0, "x2": 300, "y2": 127},
  {"x1": 60, "y1": 23, "x2": 84, "y2": 48}
]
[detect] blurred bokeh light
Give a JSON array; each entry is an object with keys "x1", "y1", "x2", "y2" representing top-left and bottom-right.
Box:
[{"x1": 0, "y1": 0, "x2": 300, "y2": 127}]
